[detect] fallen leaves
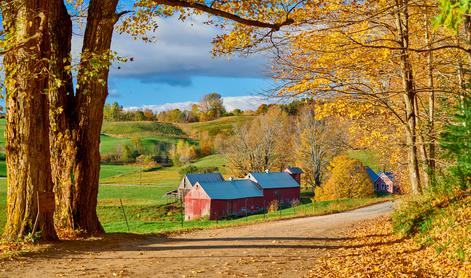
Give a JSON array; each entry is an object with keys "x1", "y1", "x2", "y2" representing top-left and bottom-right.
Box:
[{"x1": 306, "y1": 209, "x2": 470, "y2": 277}]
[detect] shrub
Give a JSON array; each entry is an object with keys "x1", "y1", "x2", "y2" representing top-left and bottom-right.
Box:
[
  {"x1": 178, "y1": 165, "x2": 219, "y2": 176},
  {"x1": 315, "y1": 155, "x2": 374, "y2": 200},
  {"x1": 179, "y1": 165, "x2": 199, "y2": 176},
  {"x1": 268, "y1": 200, "x2": 279, "y2": 212}
]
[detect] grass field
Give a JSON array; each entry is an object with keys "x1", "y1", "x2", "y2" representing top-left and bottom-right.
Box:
[
  {"x1": 178, "y1": 115, "x2": 254, "y2": 137},
  {"x1": 99, "y1": 194, "x2": 392, "y2": 234},
  {"x1": 347, "y1": 150, "x2": 381, "y2": 172},
  {"x1": 102, "y1": 121, "x2": 185, "y2": 137},
  {"x1": 0, "y1": 117, "x2": 386, "y2": 236},
  {"x1": 100, "y1": 154, "x2": 227, "y2": 186}
]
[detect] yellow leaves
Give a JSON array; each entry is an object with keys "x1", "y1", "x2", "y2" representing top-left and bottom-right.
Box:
[
  {"x1": 307, "y1": 210, "x2": 470, "y2": 277},
  {"x1": 315, "y1": 156, "x2": 374, "y2": 200}
]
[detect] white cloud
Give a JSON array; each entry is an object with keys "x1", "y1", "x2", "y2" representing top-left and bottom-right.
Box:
[
  {"x1": 126, "y1": 101, "x2": 195, "y2": 113},
  {"x1": 124, "y1": 95, "x2": 281, "y2": 113}
]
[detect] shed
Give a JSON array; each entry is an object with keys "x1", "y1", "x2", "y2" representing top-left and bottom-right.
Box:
[
  {"x1": 184, "y1": 179, "x2": 264, "y2": 220},
  {"x1": 177, "y1": 172, "x2": 224, "y2": 198},
  {"x1": 366, "y1": 167, "x2": 397, "y2": 194},
  {"x1": 377, "y1": 172, "x2": 396, "y2": 193},
  {"x1": 284, "y1": 167, "x2": 304, "y2": 184},
  {"x1": 247, "y1": 172, "x2": 300, "y2": 205}
]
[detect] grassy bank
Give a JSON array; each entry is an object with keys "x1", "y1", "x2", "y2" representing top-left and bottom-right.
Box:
[
  {"x1": 0, "y1": 179, "x2": 390, "y2": 235},
  {"x1": 99, "y1": 196, "x2": 392, "y2": 234}
]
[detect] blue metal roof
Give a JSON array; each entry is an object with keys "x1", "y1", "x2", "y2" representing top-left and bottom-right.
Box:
[
  {"x1": 249, "y1": 172, "x2": 300, "y2": 189},
  {"x1": 185, "y1": 173, "x2": 224, "y2": 186},
  {"x1": 366, "y1": 167, "x2": 380, "y2": 183},
  {"x1": 197, "y1": 180, "x2": 263, "y2": 200},
  {"x1": 285, "y1": 167, "x2": 304, "y2": 174}
]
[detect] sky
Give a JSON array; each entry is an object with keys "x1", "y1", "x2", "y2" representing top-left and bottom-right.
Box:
[{"x1": 83, "y1": 14, "x2": 280, "y2": 112}]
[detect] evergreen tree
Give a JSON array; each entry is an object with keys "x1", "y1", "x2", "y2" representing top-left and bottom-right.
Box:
[{"x1": 441, "y1": 97, "x2": 471, "y2": 189}]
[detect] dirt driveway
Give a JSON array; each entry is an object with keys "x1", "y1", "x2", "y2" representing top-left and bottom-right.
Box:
[{"x1": 0, "y1": 202, "x2": 393, "y2": 278}]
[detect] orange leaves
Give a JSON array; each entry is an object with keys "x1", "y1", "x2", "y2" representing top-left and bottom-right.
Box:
[{"x1": 306, "y1": 213, "x2": 470, "y2": 277}]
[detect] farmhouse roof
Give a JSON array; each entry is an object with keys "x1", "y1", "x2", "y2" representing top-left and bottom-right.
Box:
[
  {"x1": 249, "y1": 172, "x2": 300, "y2": 189},
  {"x1": 285, "y1": 167, "x2": 304, "y2": 174},
  {"x1": 196, "y1": 180, "x2": 263, "y2": 200},
  {"x1": 365, "y1": 167, "x2": 380, "y2": 183},
  {"x1": 185, "y1": 173, "x2": 224, "y2": 186}
]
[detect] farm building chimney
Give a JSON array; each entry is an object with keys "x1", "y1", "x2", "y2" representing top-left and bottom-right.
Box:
[{"x1": 284, "y1": 167, "x2": 303, "y2": 185}]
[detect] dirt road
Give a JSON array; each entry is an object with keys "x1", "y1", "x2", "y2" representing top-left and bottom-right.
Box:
[{"x1": 0, "y1": 202, "x2": 393, "y2": 278}]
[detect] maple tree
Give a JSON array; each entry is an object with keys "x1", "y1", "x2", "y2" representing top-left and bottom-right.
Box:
[
  {"x1": 315, "y1": 156, "x2": 374, "y2": 200},
  {"x1": 0, "y1": 0, "x2": 299, "y2": 240},
  {"x1": 244, "y1": 0, "x2": 471, "y2": 194},
  {"x1": 224, "y1": 106, "x2": 293, "y2": 176}
]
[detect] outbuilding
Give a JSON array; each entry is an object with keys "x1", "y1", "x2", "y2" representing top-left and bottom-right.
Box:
[
  {"x1": 184, "y1": 179, "x2": 264, "y2": 220},
  {"x1": 246, "y1": 172, "x2": 300, "y2": 205},
  {"x1": 284, "y1": 167, "x2": 304, "y2": 184}
]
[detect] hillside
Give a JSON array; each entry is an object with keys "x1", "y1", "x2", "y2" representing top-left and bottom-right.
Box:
[
  {"x1": 178, "y1": 115, "x2": 254, "y2": 137},
  {"x1": 101, "y1": 121, "x2": 186, "y2": 137}
]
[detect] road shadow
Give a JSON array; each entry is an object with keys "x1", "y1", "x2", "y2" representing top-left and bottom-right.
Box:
[{"x1": 6, "y1": 232, "x2": 405, "y2": 262}]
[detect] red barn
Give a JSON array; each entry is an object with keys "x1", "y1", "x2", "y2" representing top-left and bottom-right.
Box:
[
  {"x1": 247, "y1": 172, "x2": 300, "y2": 205},
  {"x1": 184, "y1": 179, "x2": 264, "y2": 220},
  {"x1": 177, "y1": 173, "x2": 224, "y2": 198}
]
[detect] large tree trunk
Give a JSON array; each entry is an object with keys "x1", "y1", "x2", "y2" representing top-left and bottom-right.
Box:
[
  {"x1": 47, "y1": 0, "x2": 119, "y2": 235},
  {"x1": 2, "y1": 1, "x2": 57, "y2": 241},
  {"x1": 47, "y1": 0, "x2": 78, "y2": 232},
  {"x1": 395, "y1": 0, "x2": 421, "y2": 194},
  {"x1": 71, "y1": 0, "x2": 120, "y2": 234}
]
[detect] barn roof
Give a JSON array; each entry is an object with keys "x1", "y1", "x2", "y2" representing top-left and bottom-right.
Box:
[
  {"x1": 365, "y1": 167, "x2": 380, "y2": 183},
  {"x1": 197, "y1": 180, "x2": 263, "y2": 200},
  {"x1": 185, "y1": 173, "x2": 224, "y2": 186},
  {"x1": 249, "y1": 172, "x2": 300, "y2": 189},
  {"x1": 285, "y1": 167, "x2": 304, "y2": 174}
]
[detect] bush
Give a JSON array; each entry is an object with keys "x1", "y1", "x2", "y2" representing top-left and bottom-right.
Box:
[
  {"x1": 268, "y1": 200, "x2": 279, "y2": 212},
  {"x1": 315, "y1": 156, "x2": 374, "y2": 200},
  {"x1": 178, "y1": 165, "x2": 219, "y2": 176}
]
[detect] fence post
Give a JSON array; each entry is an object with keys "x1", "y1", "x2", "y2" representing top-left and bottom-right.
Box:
[
  {"x1": 245, "y1": 199, "x2": 248, "y2": 222},
  {"x1": 119, "y1": 199, "x2": 130, "y2": 232},
  {"x1": 264, "y1": 200, "x2": 266, "y2": 220}
]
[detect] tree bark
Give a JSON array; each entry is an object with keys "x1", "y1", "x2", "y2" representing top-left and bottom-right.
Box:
[
  {"x1": 394, "y1": 0, "x2": 421, "y2": 194},
  {"x1": 71, "y1": 0, "x2": 120, "y2": 234},
  {"x1": 2, "y1": 0, "x2": 57, "y2": 241},
  {"x1": 47, "y1": 0, "x2": 119, "y2": 235},
  {"x1": 47, "y1": 0, "x2": 78, "y2": 232}
]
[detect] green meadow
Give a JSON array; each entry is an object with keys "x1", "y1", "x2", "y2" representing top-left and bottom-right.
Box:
[
  {"x1": 178, "y1": 115, "x2": 254, "y2": 136},
  {"x1": 0, "y1": 116, "x2": 385, "y2": 235}
]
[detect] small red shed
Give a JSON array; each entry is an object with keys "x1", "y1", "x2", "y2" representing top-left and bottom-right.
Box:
[
  {"x1": 247, "y1": 172, "x2": 300, "y2": 205},
  {"x1": 284, "y1": 167, "x2": 304, "y2": 185},
  {"x1": 184, "y1": 179, "x2": 264, "y2": 220}
]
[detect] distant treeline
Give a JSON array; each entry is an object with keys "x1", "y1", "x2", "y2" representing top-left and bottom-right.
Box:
[{"x1": 104, "y1": 93, "x2": 313, "y2": 123}]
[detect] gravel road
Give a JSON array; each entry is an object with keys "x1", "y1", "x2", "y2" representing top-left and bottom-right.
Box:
[{"x1": 0, "y1": 201, "x2": 394, "y2": 278}]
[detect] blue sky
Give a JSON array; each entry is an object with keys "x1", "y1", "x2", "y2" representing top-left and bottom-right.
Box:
[{"x1": 95, "y1": 14, "x2": 277, "y2": 112}]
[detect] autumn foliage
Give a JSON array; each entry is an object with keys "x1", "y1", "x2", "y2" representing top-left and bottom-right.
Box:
[{"x1": 315, "y1": 156, "x2": 374, "y2": 200}]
